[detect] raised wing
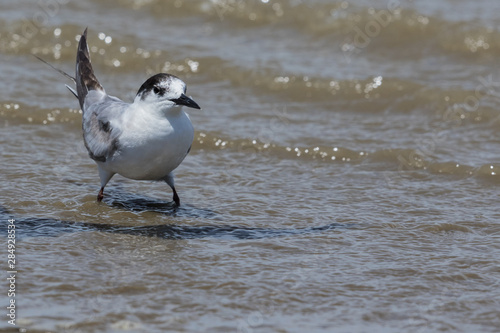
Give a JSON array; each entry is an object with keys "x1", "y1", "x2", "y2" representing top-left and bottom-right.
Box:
[
  {"x1": 75, "y1": 28, "x2": 127, "y2": 162},
  {"x1": 35, "y1": 28, "x2": 126, "y2": 162},
  {"x1": 76, "y1": 28, "x2": 104, "y2": 109}
]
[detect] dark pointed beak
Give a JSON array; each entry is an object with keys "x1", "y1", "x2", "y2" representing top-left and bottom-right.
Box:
[{"x1": 170, "y1": 94, "x2": 201, "y2": 110}]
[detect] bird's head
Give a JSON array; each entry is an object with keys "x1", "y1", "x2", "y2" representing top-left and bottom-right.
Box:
[{"x1": 134, "y1": 73, "x2": 200, "y2": 110}]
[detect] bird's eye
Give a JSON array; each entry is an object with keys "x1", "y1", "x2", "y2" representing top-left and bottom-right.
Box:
[{"x1": 153, "y1": 87, "x2": 160, "y2": 94}]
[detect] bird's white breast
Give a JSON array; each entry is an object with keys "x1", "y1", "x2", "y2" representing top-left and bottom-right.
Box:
[{"x1": 104, "y1": 104, "x2": 194, "y2": 180}]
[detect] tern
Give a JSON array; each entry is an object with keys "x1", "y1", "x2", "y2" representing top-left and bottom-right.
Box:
[{"x1": 36, "y1": 28, "x2": 200, "y2": 206}]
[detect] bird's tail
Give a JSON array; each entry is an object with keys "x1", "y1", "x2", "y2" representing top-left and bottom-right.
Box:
[
  {"x1": 75, "y1": 27, "x2": 104, "y2": 109},
  {"x1": 33, "y1": 54, "x2": 79, "y2": 99},
  {"x1": 34, "y1": 27, "x2": 104, "y2": 109}
]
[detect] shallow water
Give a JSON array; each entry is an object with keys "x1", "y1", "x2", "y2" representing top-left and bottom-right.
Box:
[{"x1": 1, "y1": 0, "x2": 500, "y2": 332}]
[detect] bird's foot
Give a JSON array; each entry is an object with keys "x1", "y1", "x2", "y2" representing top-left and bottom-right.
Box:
[
  {"x1": 172, "y1": 187, "x2": 180, "y2": 207},
  {"x1": 97, "y1": 187, "x2": 104, "y2": 202}
]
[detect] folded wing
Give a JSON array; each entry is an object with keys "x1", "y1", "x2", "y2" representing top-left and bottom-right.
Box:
[{"x1": 82, "y1": 96, "x2": 126, "y2": 162}]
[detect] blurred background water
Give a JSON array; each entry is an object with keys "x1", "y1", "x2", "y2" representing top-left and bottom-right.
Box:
[{"x1": 1, "y1": 0, "x2": 500, "y2": 332}]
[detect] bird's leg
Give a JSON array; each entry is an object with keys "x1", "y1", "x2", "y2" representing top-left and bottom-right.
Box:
[
  {"x1": 163, "y1": 173, "x2": 180, "y2": 206},
  {"x1": 172, "y1": 186, "x2": 180, "y2": 207},
  {"x1": 97, "y1": 168, "x2": 114, "y2": 203},
  {"x1": 97, "y1": 187, "x2": 104, "y2": 202}
]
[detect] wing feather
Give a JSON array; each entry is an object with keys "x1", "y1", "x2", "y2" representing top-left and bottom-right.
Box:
[
  {"x1": 76, "y1": 28, "x2": 104, "y2": 109},
  {"x1": 82, "y1": 93, "x2": 128, "y2": 162},
  {"x1": 36, "y1": 28, "x2": 126, "y2": 163}
]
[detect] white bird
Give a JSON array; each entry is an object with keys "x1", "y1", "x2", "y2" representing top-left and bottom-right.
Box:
[{"x1": 37, "y1": 28, "x2": 200, "y2": 206}]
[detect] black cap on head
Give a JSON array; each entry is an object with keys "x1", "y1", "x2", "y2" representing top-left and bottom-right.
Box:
[{"x1": 135, "y1": 73, "x2": 201, "y2": 110}]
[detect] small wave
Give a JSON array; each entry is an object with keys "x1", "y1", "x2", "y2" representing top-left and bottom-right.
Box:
[
  {"x1": 192, "y1": 132, "x2": 500, "y2": 183},
  {"x1": 85, "y1": 0, "x2": 500, "y2": 60},
  {"x1": 2, "y1": 101, "x2": 500, "y2": 184},
  {"x1": 337, "y1": 7, "x2": 500, "y2": 60},
  {"x1": 0, "y1": 101, "x2": 81, "y2": 126},
  {"x1": 1, "y1": 18, "x2": 496, "y2": 114},
  {"x1": 83, "y1": 0, "x2": 500, "y2": 60},
  {"x1": 3, "y1": 2, "x2": 499, "y2": 72}
]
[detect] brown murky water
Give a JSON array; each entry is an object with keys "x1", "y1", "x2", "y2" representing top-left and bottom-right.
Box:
[{"x1": 1, "y1": 0, "x2": 500, "y2": 332}]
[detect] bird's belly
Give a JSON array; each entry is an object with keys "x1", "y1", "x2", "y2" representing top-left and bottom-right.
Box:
[
  {"x1": 105, "y1": 114, "x2": 193, "y2": 180},
  {"x1": 111, "y1": 144, "x2": 189, "y2": 180}
]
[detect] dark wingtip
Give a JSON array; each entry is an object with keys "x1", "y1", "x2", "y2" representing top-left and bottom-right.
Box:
[
  {"x1": 78, "y1": 27, "x2": 88, "y2": 53},
  {"x1": 81, "y1": 27, "x2": 88, "y2": 46},
  {"x1": 76, "y1": 27, "x2": 104, "y2": 109}
]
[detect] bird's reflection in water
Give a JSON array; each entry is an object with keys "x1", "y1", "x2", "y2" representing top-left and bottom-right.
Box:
[{"x1": 0, "y1": 204, "x2": 349, "y2": 241}]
